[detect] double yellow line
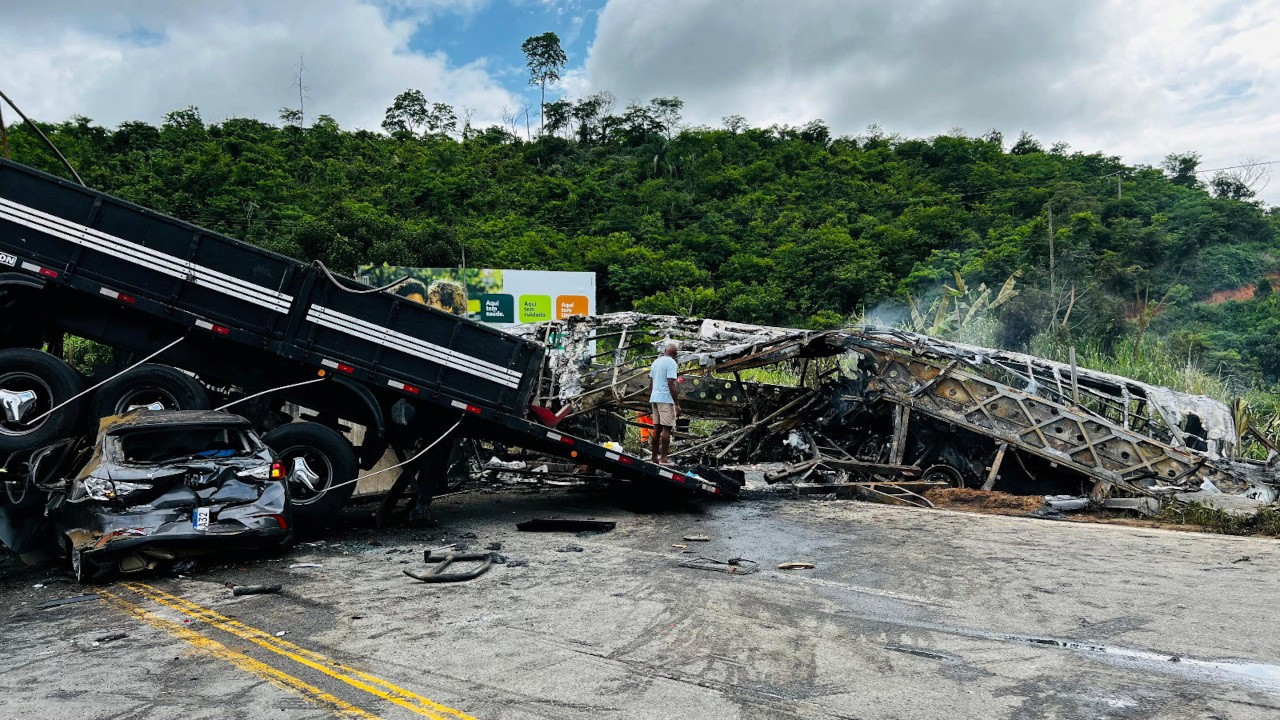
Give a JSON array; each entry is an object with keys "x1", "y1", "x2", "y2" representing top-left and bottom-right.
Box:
[{"x1": 100, "y1": 583, "x2": 476, "y2": 720}]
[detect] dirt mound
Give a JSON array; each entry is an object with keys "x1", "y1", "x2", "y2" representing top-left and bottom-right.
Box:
[
  {"x1": 1205, "y1": 272, "x2": 1280, "y2": 305},
  {"x1": 925, "y1": 488, "x2": 1045, "y2": 514}
]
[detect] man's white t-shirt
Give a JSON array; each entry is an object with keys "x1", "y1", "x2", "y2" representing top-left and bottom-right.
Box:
[{"x1": 650, "y1": 356, "x2": 677, "y2": 403}]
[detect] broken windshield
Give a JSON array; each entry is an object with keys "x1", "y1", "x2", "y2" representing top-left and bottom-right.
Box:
[{"x1": 111, "y1": 425, "x2": 257, "y2": 465}]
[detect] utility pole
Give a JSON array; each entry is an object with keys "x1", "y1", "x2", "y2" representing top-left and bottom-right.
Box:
[
  {"x1": 1117, "y1": 173, "x2": 1122, "y2": 200},
  {"x1": 1047, "y1": 202, "x2": 1055, "y2": 295}
]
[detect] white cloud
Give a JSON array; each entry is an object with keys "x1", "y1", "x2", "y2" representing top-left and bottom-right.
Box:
[
  {"x1": 0, "y1": 0, "x2": 519, "y2": 131},
  {"x1": 581, "y1": 0, "x2": 1280, "y2": 202}
]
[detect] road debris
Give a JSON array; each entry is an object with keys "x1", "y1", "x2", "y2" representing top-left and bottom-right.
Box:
[
  {"x1": 557, "y1": 545, "x2": 584, "y2": 553},
  {"x1": 288, "y1": 563, "x2": 323, "y2": 569},
  {"x1": 682, "y1": 534, "x2": 711, "y2": 542},
  {"x1": 1045, "y1": 495, "x2": 1090, "y2": 512},
  {"x1": 678, "y1": 557, "x2": 759, "y2": 575},
  {"x1": 516, "y1": 518, "x2": 616, "y2": 533},
  {"x1": 231, "y1": 584, "x2": 283, "y2": 596},
  {"x1": 92, "y1": 632, "x2": 127, "y2": 645},
  {"x1": 37, "y1": 594, "x2": 100, "y2": 609},
  {"x1": 404, "y1": 551, "x2": 495, "y2": 583},
  {"x1": 777, "y1": 562, "x2": 816, "y2": 570}
]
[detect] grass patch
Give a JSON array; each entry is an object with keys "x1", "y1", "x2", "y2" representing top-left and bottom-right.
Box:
[{"x1": 1155, "y1": 502, "x2": 1280, "y2": 537}]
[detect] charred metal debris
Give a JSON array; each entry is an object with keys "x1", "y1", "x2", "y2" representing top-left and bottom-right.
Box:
[{"x1": 514, "y1": 313, "x2": 1279, "y2": 510}]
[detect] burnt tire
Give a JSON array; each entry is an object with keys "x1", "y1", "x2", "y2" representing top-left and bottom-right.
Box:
[
  {"x1": 90, "y1": 364, "x2": 210, "y2": 420},
  {"x1": 0, "y1": 349, "x2": 85, "y2": 453},
  {"x1": 263, "y1": 422, "x2": 358, "y2": 528}
]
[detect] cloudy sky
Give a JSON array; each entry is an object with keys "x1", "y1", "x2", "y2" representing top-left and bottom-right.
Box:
[{"x1": 3, "y1": 0, "x2": 1278, "y2": 203}]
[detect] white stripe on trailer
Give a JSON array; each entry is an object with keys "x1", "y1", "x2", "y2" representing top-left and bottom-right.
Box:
[
  {"x1": 98, "y1": 287, "x2": 117, "y2": 298},
  {"x1": 605, "y1": 452, "x2": 620, "y2": 461},
  {"x1": 20, "y1": 261, "x2": 42, "y2": 273},
  {"x1": 306, "y1": 305, "x2": 522, "y2": 385},
  {"x1": 308, "y1": 305, "x2": 522, "y2": 381},
  {"x1": 195, "y1": 320, "x2": 214, "y2": 330},
  {"x1": 320, "y1": 359, "x2": 340, "y2": 369},
  {"x1": 0, "y1": 198, "x2": 293, "y2": 313},
  {"x1": 546, "y1": 431, "x2": 562, "y2": 441},
  {"x1": 658, "y1": 469, "x2": 675, "y2": 479},
  {"x1": 305, "y1": 305, "x2": 522, "y2": 389},
  {"x1": 0, "y1": 198, "x2": 293, "y2": 310},
  {"x1": 450, "y1": 400, "x2": 468, "y2": 410},
  {"x1": 0, "y1": 200, "x2": 290, "y2": 312}
]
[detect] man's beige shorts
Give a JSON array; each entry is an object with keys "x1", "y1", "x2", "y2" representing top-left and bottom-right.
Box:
[{"x1": 651, "y1": 402, "x2": 677, "y2": 427}]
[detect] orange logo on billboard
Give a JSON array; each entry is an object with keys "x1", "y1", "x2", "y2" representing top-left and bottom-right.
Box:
[{"x1": 556, "y1": 295, "x2": 588, "y2": 319}]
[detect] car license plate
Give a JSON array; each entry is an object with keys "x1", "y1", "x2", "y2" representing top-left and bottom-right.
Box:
[{"x1": 192, "y1": 507, "x2": 210, "y2": 531}]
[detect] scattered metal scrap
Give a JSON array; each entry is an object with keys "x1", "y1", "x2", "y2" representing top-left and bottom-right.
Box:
[
  {"x1": 515, "y1": 313, "x2": 1280, "y2": 509},
  {"x1": 231, "y1": 584, "x2": 282, "y2": 596},
  {"x1": 404, "y1": 551, "x2": 495, "y2": 583},
  {"x1": 678, "y1": 556, "x2": 759, "y2": 575},
  {"x1": 516, "y1": 518, "x2": 616, "y2": 533}
]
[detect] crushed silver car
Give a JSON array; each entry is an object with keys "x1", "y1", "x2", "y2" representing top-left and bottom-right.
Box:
[{"x1": 47, "y1": 410, "x2": 292, "y2": 580}]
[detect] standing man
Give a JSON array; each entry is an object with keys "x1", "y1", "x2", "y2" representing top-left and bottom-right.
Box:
[{"x1": 649, "y1": 340, "x2": 681, "y2": 464}]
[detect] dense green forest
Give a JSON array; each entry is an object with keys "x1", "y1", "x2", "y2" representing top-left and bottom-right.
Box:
[{"x1": 3, "y1": 100, "x2": 1278, "y2": 406}]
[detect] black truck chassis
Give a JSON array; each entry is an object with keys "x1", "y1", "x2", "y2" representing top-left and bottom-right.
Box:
[{"x1": 0, "y1": 158, "x2": 727, "y2": 505}]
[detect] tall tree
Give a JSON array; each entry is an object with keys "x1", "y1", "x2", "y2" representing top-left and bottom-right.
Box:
[
  {"x1": 1162, "y1": 152, "x2": 1202, "y2": 188},
  {"x1": 382, "y1": 90, "x2": 430, "y2": 135},
  {"x1": 521, "y1": 32, "x2": 567, "y2": 135}
]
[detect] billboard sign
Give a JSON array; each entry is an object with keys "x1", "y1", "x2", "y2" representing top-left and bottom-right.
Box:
[{"x1": 357, "y1": 265, "x2": 596, "y2": 327}]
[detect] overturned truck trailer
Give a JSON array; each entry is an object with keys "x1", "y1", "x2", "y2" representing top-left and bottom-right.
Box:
[{"x1": 516, "y1": 313, "x2": 1280, "y2": 507}]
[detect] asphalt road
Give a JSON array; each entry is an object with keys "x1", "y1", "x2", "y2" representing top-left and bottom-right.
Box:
[{"x1": 3, "y1": 488, "x2": 1279, "y2": 720}]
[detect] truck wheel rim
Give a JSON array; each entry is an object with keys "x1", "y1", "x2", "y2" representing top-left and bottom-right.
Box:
[
  {"x1": 114, "y1": 387, "x2": 181, "y2": 414},
  {"x1": 0, "y1": 372, "x2": 53, "y2": 436},
  {"x1": 277, "y1": 445, "x2": 334, "y2": 505}
]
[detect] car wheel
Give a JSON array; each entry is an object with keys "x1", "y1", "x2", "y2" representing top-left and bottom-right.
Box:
[
  {"x1": 90, "y1": 364, "x2": 210, "y2": 419},
  {"x1": 263, "y1": 422, "x2": 358, "y2": 528},
  {"x1": 0, "y1": 348, "x2": 85, "y2": 453}
]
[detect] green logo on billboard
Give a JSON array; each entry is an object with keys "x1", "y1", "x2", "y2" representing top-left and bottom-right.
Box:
[
  {"x1": 480, "y1": 293, "x2": 514, "y2": 322},
  {"x1": 519, "y1": 294, "x2": 552, "y2": 322}
]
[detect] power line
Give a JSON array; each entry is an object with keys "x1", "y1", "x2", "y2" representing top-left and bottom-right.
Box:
[{"x1": 1193, "y1": 159, "x2": 1280, "y2": 175}]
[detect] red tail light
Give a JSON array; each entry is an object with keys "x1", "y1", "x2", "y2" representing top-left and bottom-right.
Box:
[{"x1": 254, "y1": 513, "x2": 289, "y2": 530}]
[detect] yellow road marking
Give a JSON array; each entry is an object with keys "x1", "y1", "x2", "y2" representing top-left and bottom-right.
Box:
[
  {"x1": 125, "y1": 582, "x2": 477, "y2": 720},
  {"x1": 98, "y1": 589, "x2": 381, "y2": 720}
]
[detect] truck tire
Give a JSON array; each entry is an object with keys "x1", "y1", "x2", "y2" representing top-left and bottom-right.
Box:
[
  {"x1": 0, "y1": 349, "x2": 85, "y2": 453},
  {"x1": 263, "y1": 422, "x2": 358, "y2": 528},
  {"x1": 89, "y1": 363, "x2": 210, "y2": 419}
]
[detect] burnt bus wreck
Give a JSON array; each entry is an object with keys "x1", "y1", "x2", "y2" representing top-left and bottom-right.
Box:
[{"x1": 516, "y1": 313, "x2": 1280, "y2": 509}]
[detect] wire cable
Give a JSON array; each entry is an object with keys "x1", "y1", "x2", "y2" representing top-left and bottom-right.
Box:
[
  {"x1": 311, "y1": 259, "x2": 413, "y2": 294},
  {"x1": 318, "y1": 415, "x2": 464, "y2": 494},
  {"x1": 0, "y1": 87, "x2": 86, "y2": 186},
  {"x1": 215, "y1": 377, "x2": 326, "y2": 412}
]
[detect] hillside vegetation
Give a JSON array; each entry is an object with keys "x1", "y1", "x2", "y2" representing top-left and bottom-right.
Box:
[{"x1": 4, "y1": 107, "x2": 1279, "y2": 402}]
